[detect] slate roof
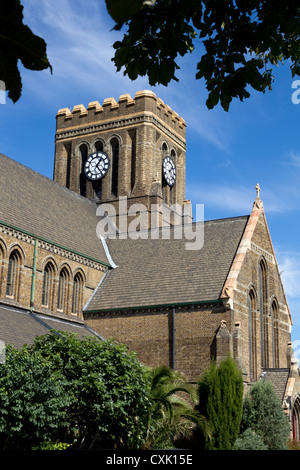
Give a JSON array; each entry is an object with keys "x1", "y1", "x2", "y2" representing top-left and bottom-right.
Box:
[
  {"x1": 0, "y1": 303, "x2": 102, "y2": 349},
  {"x1": 0, "y1": 153, "x2": 109, "y2": 265},
  {"x1": 262, "y1": 368, "x2": 290, "y2": 401},
  {"x1": 84, "y1": 216, "x2": 249, "y2": 312}
]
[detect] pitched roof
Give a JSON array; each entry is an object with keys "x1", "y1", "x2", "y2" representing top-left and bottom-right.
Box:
[
  {"x1": 0, "y1": 303, "x2": 102, "y2": 349},
  {"x1": 84, "y1": 216, "x2": 249, "y2": 312},
  {"x1": 262, "y1": 368, "x2": 290, "y2": 402},
  {"x1": 0, "y1": 153, "x2": 109, "y2": 265}
]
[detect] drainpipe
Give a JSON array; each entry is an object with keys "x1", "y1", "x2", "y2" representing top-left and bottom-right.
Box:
[
  {"x1": 30, "y1": 238, "x2": 38, "y2": 311},
  {"x1": 171, "y1": 307, "x2": 175, "y2": 370}
]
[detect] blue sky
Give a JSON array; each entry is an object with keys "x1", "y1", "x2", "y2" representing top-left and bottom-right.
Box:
[{"x1": 1, "y1": 1, "x2": 300, "y2": 357}]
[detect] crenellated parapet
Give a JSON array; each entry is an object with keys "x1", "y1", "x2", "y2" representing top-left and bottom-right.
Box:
[{"x1": 55, "y1": 90, "x2": 186, "y2": 144}]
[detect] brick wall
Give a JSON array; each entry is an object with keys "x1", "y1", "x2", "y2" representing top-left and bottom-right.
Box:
[
  {"x1": 0, "y1": 225, "x2": 106, "y2": 321},
  {"x1": 86, "y1": 302, "x2": 232, "y2": 383}
]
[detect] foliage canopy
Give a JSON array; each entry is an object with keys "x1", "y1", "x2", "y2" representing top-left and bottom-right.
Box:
[
  {"x1": 30, "y1": 332, "x2": 151, "y2": 449},
  {"x1": 0, "y1": 0, "x2": 52, "y2": 103},
  {"x1": 107, "y1": 0, "x2": 300, "y2": 110},
  {"x1": 0, "y1": 332, "x2": 151, "y2": 449},
  {"x1": 0, "y1": 344, "x2": 68, "y2": 449}
]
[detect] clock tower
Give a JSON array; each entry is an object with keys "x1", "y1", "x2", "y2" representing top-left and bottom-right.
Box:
[{"x1": 53, "y1": 90, "x2": 192, "y2": 230}]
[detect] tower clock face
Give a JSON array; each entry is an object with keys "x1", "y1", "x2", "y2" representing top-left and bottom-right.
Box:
[
  {"x1": 162, "y1": 156, "x2": 176, "y2": 187},
  {"x1": 84, "y1": 151, "x2": 110, "y2": 180}
]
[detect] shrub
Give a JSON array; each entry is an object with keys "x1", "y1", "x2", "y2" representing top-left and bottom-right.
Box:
[
  {"x1": 0, "y1": 345, "x2": 68, "y2": 450},
  {"x1": 30, "y1": 332, "x2": 151, "y2": 449},
  {"x1": 241, "y1": 380, "x2": 290, "y2": 450},
  {"x1": 234, "y1": 428, "x2": 268, "y2": 450}
]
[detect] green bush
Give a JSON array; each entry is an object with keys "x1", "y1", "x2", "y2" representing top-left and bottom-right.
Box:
[
  {"x1": 0, "y1": 332, "x2": 152, "y2": 450},
  {"x1": 0, "y1": 345, "x2": 69, "y2": 450},
  {"x1": 241, "y1": 380, "x2": 290, "y2": 450},
  {"x1": 30, "y1": 332, "x2": 151, "y2": 449},
  {"x1": 234, "y1": 428, "x2": 268, "y2": 450}
]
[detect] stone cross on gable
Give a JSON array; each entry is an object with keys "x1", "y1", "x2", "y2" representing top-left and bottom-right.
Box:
[{"x1": 255, "y1": 183, "x2": 261, "y2": 199}]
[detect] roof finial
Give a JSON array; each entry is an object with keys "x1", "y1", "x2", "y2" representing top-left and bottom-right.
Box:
[
  {"x1": 253, "y1": 183, "x2": 264, "y2": 211},
  {"x1": 255, "y1": 183, "x2": 261, "y2": 199}
]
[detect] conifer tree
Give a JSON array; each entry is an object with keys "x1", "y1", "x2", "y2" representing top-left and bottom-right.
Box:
[{"x1": 197, "y1": 356, "x2": 243, "y2": 450}]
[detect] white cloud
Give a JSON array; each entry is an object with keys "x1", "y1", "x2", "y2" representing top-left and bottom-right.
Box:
[
  {"x1": 21, "y1": 0, "x2": 151, "y2": 102},
  {"x1": 186, "y1": 182, "x2": 298, "y2": 215},
  {"x1": 285, "y1": 150, "x2": 300, "y2": 168},
  {"x1": 293, "y1": 340, "x2": 300, "y2": 361},
  {"x1": 277, "y1": 252, "x2": 300, "y2": 299},
  {"x1": 187, "y1": 183, "x2": 253, "y2": 213}
]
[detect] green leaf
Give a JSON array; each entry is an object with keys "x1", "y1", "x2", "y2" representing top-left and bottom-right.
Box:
[
  {"x1": 0, "y1": 0, "x2": 52, "y2": 102},
  {"x1": 105, "y1": 0, "x2": 154, "y2": 27}
]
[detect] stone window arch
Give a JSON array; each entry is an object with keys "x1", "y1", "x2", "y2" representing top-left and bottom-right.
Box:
[
  {"x1": 161, "y1": 141, "x2": 169, "y2": 156},
  {"x1": 94, "y1": 139, "x2": 104, "y2": 152},
  {"x1": 79, "y1": 142, "x2": 89, "y2": 197},
  {"x1": 271, "y1": 297, "x2": 280, "y2": 368},
  {"x1": 248, "y1": 287, "x2": 258, "y2": 381},
  {"x1": 169, "y1": 148, "x2": 177, "y2": 205},
  {"x1": 162, "y1": 142, "x2": 170, "y2": 204},
  {"x1": 170, "y1": 148, "x2": 177, "y2": 161},
  {"x1": 6, "y1": 248, "x2": 22, "y2": 299},
  {"x1": 42, "y1": 261, "x2": 56, "y2": 310},
  {"x1": 0, "y1": 239, "x2": 6, "y2": 294},
  {"x1": 92, "y1": 139, "x2": 106, "y2": 200},
  {"x1": 57, "y1": 266, "x2": 70, "y2": 313},
  {"x1": 110, "y1": 137, "x2": 120, "y2": 197},
  {"x1": 259, "y1": 257, "x2": 269, "y2": 367},
  {"x1": 292, "y1": 394, "x2": 300, "y2": 440},
  {"x1": 71, "y1": 271, "x2": 85, "y2": 316}
]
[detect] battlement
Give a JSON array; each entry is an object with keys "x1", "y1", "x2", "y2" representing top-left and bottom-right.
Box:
[{"x1": 55, "y1": 90, "x2": 186, "y2": 140}]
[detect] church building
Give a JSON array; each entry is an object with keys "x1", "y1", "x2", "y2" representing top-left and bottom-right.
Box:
[{"x1": 0, "y1": 90, "x2": 300, "y2": 438}]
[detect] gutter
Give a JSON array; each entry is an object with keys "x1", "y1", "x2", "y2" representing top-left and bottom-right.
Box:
[
  {"x1": 171, "y1": 307, "x2": 175, "y2": 370},
  {"x1": 84, "y1": 298, "x2": 223, "y2": 314},
  {"x1": 0, "y1": 219, "x2": 111, "y2": 269}
]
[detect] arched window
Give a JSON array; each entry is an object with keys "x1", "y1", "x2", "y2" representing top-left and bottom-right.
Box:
[
  {"x1": 111, "y1": 138, "x2": 119, "y2": 197},
  {"x1": 57, "y1": 267, "x2": 69, "y2": 313},
  {"x1": 93, "y1": 140, "x2": 104, "y2": 200},
  {"x1": 162, "y1": 142, "x2": 168, "y2": 156},
  {"x1": 271, "y1": 299, "x2": 280, "y2": 368},
  {"x1": 72, "y1": 272, "x2": 84, "y2": 315},
  {"x1": 293, "y1": 395, "x2": 300, "y2": 440},
  {"x1": 248, "y1": 288, "x2": 257, "y2": 381},
  {"x1": 259, "y1": 259, "x2": 269, "y2": 367},
  {"x1": 79, "y1": 143, "x2": 88, "y2": 197},
  {"x1": 6, "y1": 250, "x2": 21, "y2": 298},
  {"x1": 169, "y1": 149, "x2": 176, "y2": 205},
  {"x1": 162, "y1": 142, "x2": 169, "y2": 203},
  {"x1": 94, "y1": 140, "x2": 103, "y2": 152},
  {"x1": 130, "y1": 129, "x2": 136, "y2": 192},
  {"x1": 0, "y1": 242, "x2": 4, "y2": 283},
  {"x1": 42, "y1": 262, "x2": 55, "y2": 309}
]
